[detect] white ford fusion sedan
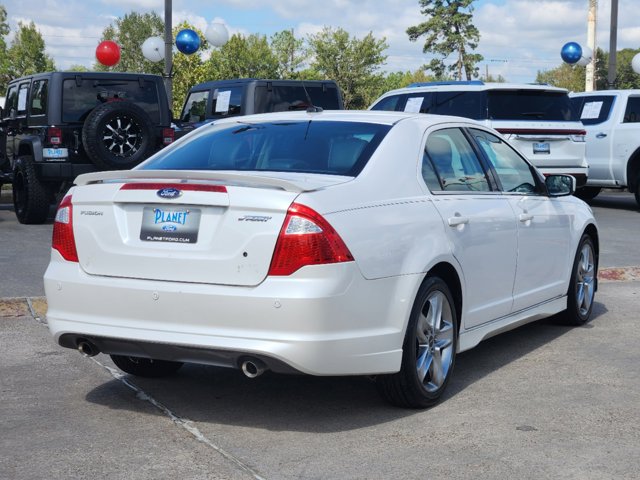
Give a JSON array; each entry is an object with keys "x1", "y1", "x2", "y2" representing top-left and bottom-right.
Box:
[{"x1": 45, "y1": 110, "x2": 598, "y2": 408}]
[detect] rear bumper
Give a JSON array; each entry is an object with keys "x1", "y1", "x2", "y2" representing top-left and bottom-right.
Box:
[{"x1": 44, "y1": 253, "x2": 414, "y2": 376}]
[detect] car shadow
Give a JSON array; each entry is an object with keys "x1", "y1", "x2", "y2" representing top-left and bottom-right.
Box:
[
  {"x1": 590, "y1": 192, "x2": 638, "y2": 212},
  {"x1": 84, "y1": 300, "x2": 608, "y2": 433}
]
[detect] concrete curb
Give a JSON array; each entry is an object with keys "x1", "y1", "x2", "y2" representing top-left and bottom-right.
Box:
[{"x1": 1, "y1": 267, "x2": 637, "y2": 319}]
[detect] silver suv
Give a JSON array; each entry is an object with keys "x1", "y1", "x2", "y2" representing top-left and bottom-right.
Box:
[{"x1": 370, "y1": 81, "x2": 588, "y2": 186}]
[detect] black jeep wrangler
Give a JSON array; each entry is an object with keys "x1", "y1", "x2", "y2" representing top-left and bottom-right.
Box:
[{"x1": 0, "y1": 72, "x2": 173, "y2": 224}]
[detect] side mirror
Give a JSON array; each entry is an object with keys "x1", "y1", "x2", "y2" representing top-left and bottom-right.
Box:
[{"x1": 546, "y1": 174, "x2": 576, "y2": 197}]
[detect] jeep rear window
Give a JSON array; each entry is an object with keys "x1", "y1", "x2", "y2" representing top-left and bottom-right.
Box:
[
  {"x1": 140, "y1": 120, "x2": 390, "y2": 176},
  {"x1": 254, "y1": 86, "x2": 341, "y2": 112},
  {"x1": 487, "y1": 90, "x2": 579, "y2": 121},
  {"x1": 62, "y1": 79, "x2": 160, "y2": 123},
  {"x1": 570, "y1": 95, "x2": 615, "y2": 125}
]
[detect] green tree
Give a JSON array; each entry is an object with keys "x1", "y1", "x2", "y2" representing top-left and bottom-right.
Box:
[
  {"x1": 535, "y1": 63, "x2": 586, "y2": 91},
  {"x1": 171, "y1": 23, "x2": 210, "y2": 115},
  {"x1": 407, "y1": 0, "x2": 483, "y2": 80},
  {"x1": 270, "y1": 29, "x2": 307, "y2": 78},
  {"x1": 7, "y1": 21, "x2": 55, "y2": 77},
  {"x1": 308, "y1": 27, "x2": 388, "y2": 109},
  {"x1": 378, "y1": 69, "x2": 435, "y2": 95},
  {"x1": 206, "y1": 33, "x2": 279, "y2": 80},
  {"x1": 96, "y1": 11, "x2": 164, "y2": 74},
  {"x1": 0, "y1": 5, "x2": 11, "y2": 92}
]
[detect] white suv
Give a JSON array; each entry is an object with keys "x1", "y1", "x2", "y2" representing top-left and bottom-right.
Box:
[{"x1": 370, "y1": 81, "x2": 588, "y2": 186}]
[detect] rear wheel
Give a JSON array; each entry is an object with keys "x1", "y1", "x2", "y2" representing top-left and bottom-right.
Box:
[
  {"x1": 12, "y1": 156, "x2": 50, "y2": 224},
  {"x1": 634, "y1": 174, "x2": 640, "y2": 208},
  {"x1": 376, "y1": 277, "x2": 457, "y2": 408},
  {"x1": 110, "y1": 355, "x2": 183, "y2": 377},
  {"x1": 559, "y1": 234, "x2": 596, "y2": 326}
]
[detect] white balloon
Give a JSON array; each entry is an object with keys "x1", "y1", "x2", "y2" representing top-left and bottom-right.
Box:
[
  {"x1": 632, "y1": 53, "x2": 640, "y2": 74},
  {"x1": 577, "y1": 46, "x2": 593, "y2": 67},
  {"x1": 141, "y1": 36, "x2": 165, "y2": 63},
  {"x1": 205, "y1": 22, "x2": 229, "y2": 47}
]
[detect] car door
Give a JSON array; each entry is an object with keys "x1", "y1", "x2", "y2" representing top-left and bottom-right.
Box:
[
  {"x1": 572, "y1": 94, "x2": 616, "y2": 182},
  {"x1": 422, "y1": 127, "x2": 517, "y2": 329},
  {"x1": 470, "y1": 128, "x2": 574, "y2": 311}
]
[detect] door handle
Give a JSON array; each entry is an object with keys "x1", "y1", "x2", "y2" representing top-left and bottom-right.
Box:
[
  {"x1": 595, "y1": 132, "x2": 607, "y2": 139},
  {"x1": 519, "y1": 213, "x2": 534, "y2": 222},
  {"x1": 448, "y1": 215, "x2": 469, "y2": 227}
]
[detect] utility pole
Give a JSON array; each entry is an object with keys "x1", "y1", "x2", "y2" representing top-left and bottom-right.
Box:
[
  {"x1": 608, "y1": 0, "x2": 618, "y2": 89},
  {"x1": 164, "y1": 0, "x2": 173, "y2": 108},
  {"x1": 585, "y1": 0, "x2": 597, "y2": 91}
]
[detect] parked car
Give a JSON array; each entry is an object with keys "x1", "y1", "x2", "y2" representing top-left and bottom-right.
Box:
[
  {"x1": 570, "y1": 89, "x2": 640, "y2": 205},
  {"x1": 44, "y1": 110, "x2": 598, "y2": 408},
  {"x1": 0, "y1": 71, "x2": 174, "y2": 224},
  {"x1": 175, "y1": 78, "x2": 343, "y2": 136},
  {"x1": 370, "y1": 81, "x2": 588, "y2": 187}
]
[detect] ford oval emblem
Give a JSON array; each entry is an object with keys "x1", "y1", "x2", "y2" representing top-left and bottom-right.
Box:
[{"x1": 157, "y1": 187, "x2": 182, "y2": 199}]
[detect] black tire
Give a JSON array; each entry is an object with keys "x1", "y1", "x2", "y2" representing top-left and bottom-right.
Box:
[
  {"x1": 634, "y1": 174, "x2": 640, "y2": 208},
  {"x1": 110, "y1": 355, "x2": 183, "y2": 378},
  {"x1": 559, "y1": 234, "x2": 597, "y2": 326},
  {"x1": 82, "y1": 101, "x2": 156, "y2": 170},
  {"x1": 376, "y1": 277, "x2": 458, "y2": 408},
  {"x1": 12, "y1": 156, "x2": 50, "y2": 224},
  {"x1": 575, "y1": 186, "x2": 601, "y2": 202}
]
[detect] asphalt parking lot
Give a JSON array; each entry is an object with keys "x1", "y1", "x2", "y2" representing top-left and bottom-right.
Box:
[{"x1": 1, "y1": 189, "x2": 639, "y2": 479}]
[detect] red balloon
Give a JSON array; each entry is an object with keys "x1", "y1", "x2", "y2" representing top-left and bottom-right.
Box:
[{"x1": 96, "y1": 41, "x2": 121, "y2": 67}]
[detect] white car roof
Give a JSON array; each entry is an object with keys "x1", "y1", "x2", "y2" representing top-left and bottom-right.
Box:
[{"x1": 570, "y1": 89, "x2": 640, "y2": 97}]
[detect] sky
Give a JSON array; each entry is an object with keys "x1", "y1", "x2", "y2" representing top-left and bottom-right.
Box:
[{"x1": 3, "y1": 0, "x2": 640, "y2": 84}]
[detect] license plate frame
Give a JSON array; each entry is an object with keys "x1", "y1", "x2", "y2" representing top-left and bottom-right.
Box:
[
  {"x1": 42, "y1": 147, "x2": 69, "y2": 159},
  {"x1": 140, "y1": 206, "x2": 201, "y2": 244},
  {"x1": 533, "y1": 142, "x2": 550, "y2": 154}
]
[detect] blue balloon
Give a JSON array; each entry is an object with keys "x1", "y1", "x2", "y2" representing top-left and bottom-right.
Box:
[
  {"x1": 176, "y1": 29, "x2": 201, "y2": 55},
  {"x1": 561, "y1": 42, "x2": 582, "y2": 64}
]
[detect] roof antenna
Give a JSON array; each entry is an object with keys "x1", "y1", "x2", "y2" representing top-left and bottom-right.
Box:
[{"x1": 301, "y1": 81, "x2": 323, "y2": 113}]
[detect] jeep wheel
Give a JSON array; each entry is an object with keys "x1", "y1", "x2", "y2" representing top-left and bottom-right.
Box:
[
  {"x1": 575, "y1": 186, "x2": 601, "y2": 202},
  {"x1": 13, "y1": 156, "x2": 51, "y2": 224},
  {"x1": 635, "y1": 173, "x2": 640, "y2": 208},
  {"x1": 82, "y1": 101, "x2": 156, "y2": 170}
]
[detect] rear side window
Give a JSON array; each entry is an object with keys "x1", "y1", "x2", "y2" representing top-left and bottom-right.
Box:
[
  {"x1": 4, "y1": 85, "x2": 18, "y2": 118},
  {"x1": 30, "y1": 80, "x2": 48, "y2": 116},
  {"x1": 141, "y1": 120, "x2": 391, "y2": 176},
  {"x1": 180, "y1": 90, "x2": 208, "y2": 122},
  {"x1": 210, "y1": 87, "x2": 243, "y2": 118},
  {"x1": 571, "y1": 95, "x2": 615, "y2": 125},
  {"x1": 62, "y1": 78, "x2": 160, "y2": 123},
  {"x1": 623, "y1": 97, "x2": 640, "y2": 123},
  {"x1": 254, "y1": 85, "x2": 341, "y2": 112},
  {"x1": 17, "y1": 83, "x2": 30, "y2": 115},
  {"x1": 423, "y1": 128, "x2": 491, "y2": 192},
  {"x1": 370, "y1": 94, "x2": 403, "y2": 112},
  {"x1": 488, "y1": 90, "x2": 578, "y2": 121},
  {"x1": 433, "y1": 91, "x2": 486, "y2": 119}
]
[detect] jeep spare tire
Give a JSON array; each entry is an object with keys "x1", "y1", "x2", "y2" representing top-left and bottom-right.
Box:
[{"x1": 82, "y1": 101, "x2": 156, "y2": 170}]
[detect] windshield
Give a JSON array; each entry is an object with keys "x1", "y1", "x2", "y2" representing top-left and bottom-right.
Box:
[
  {"x1": 488, "y1": 90, "x2": 579, "y2": 121},
  {"x1": 141, "y1": 120, "x2": 390, "y2": 176}
]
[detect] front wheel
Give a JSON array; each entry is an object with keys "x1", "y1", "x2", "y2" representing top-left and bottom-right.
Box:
[
  {"x1": 376, "y1": 277, "x2": 458, "y2": 408},
  {"x1": 634, "y1": 174, "x2": 640, "y2": 208},
  {"x1": 110, "y1": 355, "x2": 183, "y2": 378},
  {"x1": 560, "y1": 234, "x2": 597, "y2": 326}
]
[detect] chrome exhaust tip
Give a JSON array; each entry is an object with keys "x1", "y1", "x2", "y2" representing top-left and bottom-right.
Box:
[
  {"x1": 77, "y1": 340, "x2": 99, "y2": 357},
  {"x1": 241, "y1": 359, "x2": 266, "y2": 378}
]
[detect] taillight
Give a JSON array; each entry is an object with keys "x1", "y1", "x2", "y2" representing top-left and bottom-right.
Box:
[
  {"x1": 163, "y1": 127, "x2": 175, "y2": 145},
  {"x1": 52, "y1": 195, "x2": 78, "y2": 262},
  {"x1": 268, "y1": 203, "x2": 354, "y2": 276},
  {"x1": 47, "y1": 127, "x2": 62, "y2": 145}
]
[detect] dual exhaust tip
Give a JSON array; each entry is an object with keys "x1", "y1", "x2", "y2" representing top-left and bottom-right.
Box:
[{"x1": 77, "y1": 340, "x2": 268, "y2": 379}]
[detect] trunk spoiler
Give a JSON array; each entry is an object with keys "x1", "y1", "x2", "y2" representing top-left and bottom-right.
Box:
[{"x1": 74, "y1": 169, "x2": 314, "y2": 193}]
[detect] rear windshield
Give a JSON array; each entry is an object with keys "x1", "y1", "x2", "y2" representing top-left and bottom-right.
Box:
[
  {"x1": 487, "y1": 90, "x2": 578, "y2": 121},
  {"x1": 62, "y1": 78, "x2": 160, "y2": 123},
  {"x1": 141, "y1": 120, "x2": 390, "y2": 176},
  {"x1": 254, "y1": 86, "x2": 341, "y2": 112}
]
